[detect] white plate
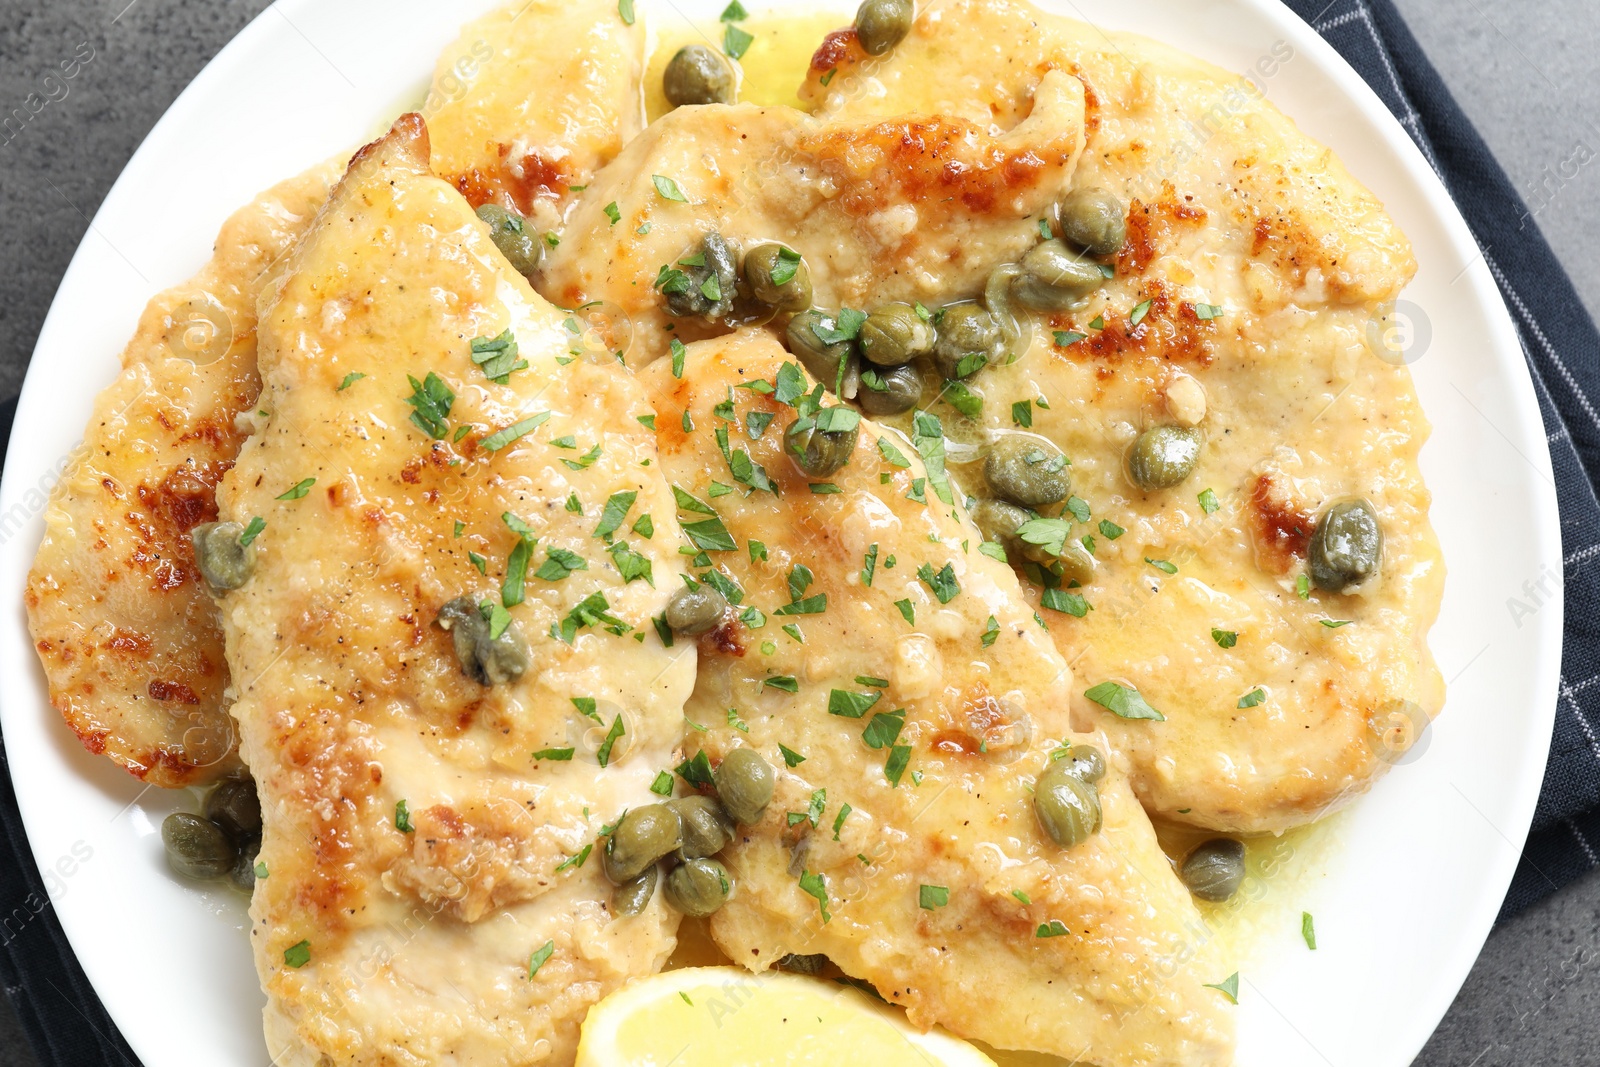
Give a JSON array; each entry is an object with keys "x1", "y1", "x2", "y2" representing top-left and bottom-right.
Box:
[{"x1": 0, "y1": 0, "x2": 1561, "y2": 1064}]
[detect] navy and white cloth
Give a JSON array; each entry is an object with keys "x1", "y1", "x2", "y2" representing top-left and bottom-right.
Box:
[{"x1": 2, "y1": 0, "x2": 1599, "y2": 1062}]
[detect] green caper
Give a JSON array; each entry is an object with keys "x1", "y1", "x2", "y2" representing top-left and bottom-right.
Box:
[
  {"x1": 671, "y1": 795, "x2": 736, "y2": 859},
  {"x1": 971, "y1": 499, "x2": 1050, "y2": 566},
  {"x1": 1179, "y1": 838, "x2": 1246, "y2": 903},
  {"x1": 858, "y1": 363, "x2": 922, "y2": 416},
  {"x1": 932, "y1": 303, "x2": 1004, "y2": 379},
  {"x1": 664, "y1": 856, "x2": 732, "y2": 917},
  {"x1": 603, "y1": 803, "x2": 684, "y2": 884},
  {"x1": 1308, "y1": 499, "x2": 1383, "y2": 592},
  {"x1": 1057, "y1": 188, "x2": 1127, "y2": 256},
  {"x1": 859, "y1": 302, "x2": 935, "y2": 367},
  {"x1": 162, "y1": 812, "x2": 237, "y2": 880},
  {"x1": 436, "y1": 596, "x2": 530, "y2": 686},
  {"x1": 985, "y1": 436, "x2": 1070, "y2": 508},
  {"x1": 613, "y1": 865, "x2": 659, "y2": 917},
  {"x1": 204, "y1": 775, "x2": 261, "y2": 842},
  {"x1": 714, "y1": 747, "x2": 775, "y2": 825},
  {"x1": 663, "y1": 232, "x2": 739, "y2": 321},
  {"x1": 663, "y1": 45, "x2": 735, "y2": 107},
  {"x1": 1057, "y1": 744, "x2": 1105, "y2": 783},
  {"x1": 1126, "y1": 425, "x2": 1202, "y2": 490},
  {"x1": 1032, "y1": 758, "x2": 1102, "y2": 849},
  {"x1": 776, "y1": 953, "x2": 828, "y2": 975},
  {"x1": 744, "y1": 243, "x2": 813, "y2": 312},
  {"x1": 785, "y1": 310, "x2": 860, "y2": 398},
  {"x1": 1055, "y1": 538, "x2": 1096, "y2": 587},
  {"x1": 854, "y1": 0, "x2": 914, "y2": 56},
  {"x1": 1010, "y1": 239, "x2": 1106, "y2": 311},
  {"x1": 229, "y1": 838, "x2": 260, "y2": 892},
  {"x1": 785, "y1": 411, "x2": 860, "y2": 477},
  {"x1": 666, "y1": 584, "x2": 728, "y2": 636},
  {"x1": 475, "y1": 204, "x2": 542, "y2": 279},
  {"x1": 191, "y1": 521, "x2": 255, "y2": 592}
]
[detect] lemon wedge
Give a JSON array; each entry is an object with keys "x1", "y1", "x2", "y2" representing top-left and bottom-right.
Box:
[{"x1": 575, "y1": 966, "x2": 997, "y2": 1067}]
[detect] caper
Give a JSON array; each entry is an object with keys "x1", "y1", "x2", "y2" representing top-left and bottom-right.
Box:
[
  {"x1": 663, "y1": 45, "x2": 735, "y2": 107},
  {"x1": 854, "y1": 0, "x2": 914, "y2": 56},
  {"x1": 229, "y1": 838, "x2": 261, "y2": 892},
  {"x1": 785, "y1": 412, "x2": 859, "y2": 478},
  {"x1": 204, "y1": 775, "x2": 261, "y2": 842},
  {"x1": 436, "y1": 596, "x2": 530, "y2": 686},
  {"x1": 1057, "y1": 188, "x2": 1127, "y2": 256},
  {"x1": 191, "y1": 521, "x2": 255, "y2": 592},
  {"x1": 1055, "y1": 537, "x2": 1097, "y2": 588},
  {"x1": 714, "y1": 747, "x2": 775, "y2": 825},
  {"x1": 985, "y1": 436, "x2": 1070, "y2": 508},
  {"x1": 671, "y1": 795, "x2": 736, "y2": 859},
  {"x1": 603, "y1": 804, "x2": 684, "y2": 884},
  {"x1": 1032, "y1": 758, "x2": 1102, "y2": 849},
  {"x1": 666, "y1": 584, "x2": 728, "y2": 636},
  {"x1": 664, "y1": 856, "x2": 732, "y2": 917},
  {"x1": 971, "y1": 499, "x2": 1049, "y2": 566},
  {"x1": 776, "y1": 953, "x2": 828, "y2": 975},
  {"x1": 1057, "y1": 744, "x2": 1105, "y2": 783},
  {"x1": 1179, "y1": 838, "x2": 1246, "y2": 903},
  {"x1": 932, "y1": 303, "x2": 1004, "y2": 379},
  {"x1": 162, "y1": 812, "x2": 237, "y2": 880},
  {"x1": 859, "y1": 302, "x2": 935, "y2": 367},
  {"x1": 1126, "y1": 425, "x2": 1202, "y2": 490},
  {"x1": 663, "y1": 232, "x2": 739, "y2": 321},
  {"x1": 744, "y1": 243, "x2": 813, "y2": 312},
  {"x1": 1308, "y1": 499, "x2": 1383, "y2": 593},
  {"x1": 613, "y1": 865, "x2": 659, "y2": 917},
  {"x1": 857, "y1": 363, "x2": 922, "y2": 416},
  {"x1": 785, "y1": 310, "x2": 860, "y2": 398},
  {"x1": 1010, "y1": 239, "x2": 1106, "y2": 311},
  {"x1": 475, "y1": 204, "x2": 542, "y2": 279}
]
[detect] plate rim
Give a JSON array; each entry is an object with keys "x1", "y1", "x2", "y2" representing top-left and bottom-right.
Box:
[{"x1": 0, "y1": 0, "x2": 1563, "y2": 1064}]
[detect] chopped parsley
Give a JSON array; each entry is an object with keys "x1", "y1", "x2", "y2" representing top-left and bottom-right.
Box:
[
  {"x1": 862, "y1": 709, "x2": 906, "y2": 749},
  {"x1": 1198, "y1": 487, "x2": 1220, "y2": 514},
  {"x1": 883, "y1": 744, "x2": 911, "y2": 787},
  {"x1": 828, "y1": 689, "x2": 881, "y2": 719},
  {"x1": 336, "y1": 371, "x2": 365, "y2": 390},
  {"x1": 1041, "y1": 589, "x2": 1090, "y2": 617},
  {"x1": 1083, "y1": 681, "x2": 1165, "y2": 721},
  {"x1": 723, "y1": 22, "x2": 754, "y2": 59},
  {"x1": 532, "y1": 747, "x2": 576, "y2": 761},
  {"x1": 919, "y1": 885, "x2": 949, "y2": 910},
  {"x1": 1052, "y1": 330, "x2": 1085, "y2": 347},
  {"x1": 1204, "y1": 973, "x2": 1240, "y2": 1004},
  {"x1": 917, "y1": 562, "x2": 960, "y2": 604},
  {"x1": 1130, "y1": 298, "x2": 1153, "y2": 327},
  {"x1": 603, "y1": 201, "x2": 621, "y2": 225},
  {"x1": 404, "y1": 372, "x2": 455, "y2": 439},
  {"x1": 1211, "y1": 628, "x2": 1238, "y2": 648},
  {"x1": 482, "y1": 411, "x2": 552, "y2": 452},
  {"x1": 1238, "y1": 687, "x2": 1266, "y2": 708},
  {"x1": 779, "y1": 743, "x2": 807, "y2": 768},
  {"x1": 1302, "y1": 912, "x2": 1317, "y2": 950},
  {"x1": 470, "y1": 329, "x2": 527, "y2": 384},
  {"x1": 763, "y1": 675, "x2": 799, "y2": 693},
  {"x1": 394, "y1": 799, "x2": 414, "y2": 833},
  {"x1": 894, "y1": 598, "x2": 915, "y2": 625},
  {"x1": 861, "y1": 543, "x2": 879, "y2": 586},
  {"x1": 618, "y1": 0, "x2": 635, "y2": 22},
  {"x1": 1011, "y1": 400, "x2": 1033, "y2": 427},
  {"x1": 652, "y1": 174, "x2": 688, "y2": 203},
  {"x1": 534, "y1": 546, "x2": 587, "y2": 581},
  {"x1": 1146, "y1": 557, "x2": 1178, "y2": 574},
  {"x1": 1321, "y1": 618, "x2": 1353, "y2": 628},
  {"x1": 596, "y1": 714, "x2": 626, "y2": 768},
  {"x1": 1035, "y1": 920, "x2": 1069, "y2": 939},
  {"x1": 798, "y1": 869, "x2": 831, "y2": 923},
  {"x1": 527, "y1": 940, "x2": 555, "y2": 979},
  {"x1": 593, "y1": 491, "x2": 638, "y2": 540},
  {"x1": 676, "y1": 750, "x2": 714, "y2": 787},
  {"x1": 283, "y1": 941, "x2": 311, "y2": 968},
  {"x1": 1098, "y1": 519, "x2": 1124, "y2": 540},
  {"x1": 276, "y1": 478, "x2": 315, "y2": 501},
  {"x1": 650, "y1": 770, "x2": 675, "y2": 795},
  {"x1": 981, "y1": 615, "x2": 1000, "y2": 647}
]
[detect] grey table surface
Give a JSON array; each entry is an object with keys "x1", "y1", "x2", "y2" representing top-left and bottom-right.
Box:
[{"x1": 1, "y1": 0, "x2": 1596, "y2": 1064}]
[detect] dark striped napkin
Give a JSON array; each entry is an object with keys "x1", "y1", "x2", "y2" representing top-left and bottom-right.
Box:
[{"x1": 2, "y1": 1, "x2": 1596, "y2": 1063}]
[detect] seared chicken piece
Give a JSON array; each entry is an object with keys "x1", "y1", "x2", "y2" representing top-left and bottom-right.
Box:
[
  {"x1": 218, "y1": 115, "x2": 692, "y2": 1066},
  {"x1": 540, "y1": 70, "x2": 1084, "y2": 360},
  {"x1": 427, "y1": 0, "x2": 644, "y2": 228},
  {"x1": 642, "y1": 329, "x2": 1233, "y2": 1066},
  {"x1": 27, "y1": 0, "x2": 645, "y2": 787},
  {"x1": 799, "y1": 0, "x2": 1443, "y2": 832},
  {"x1": 24, "y1": 164, "x2": 337, "y2": 785}
]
